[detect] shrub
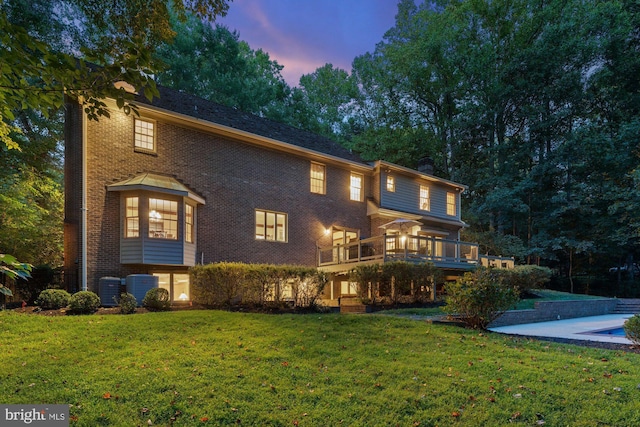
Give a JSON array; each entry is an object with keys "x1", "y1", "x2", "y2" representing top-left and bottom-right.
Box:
[
  {"x1": 142, "y1": 288, "x2": 171, "y2": 311},
  {"x1": 36, "y1": 289, "x2": 71, "y2": 310},
  {"x1": 444, "y1": 268, "x2": 520, "y2": 329},
  {"x1": 503, "y1": 265, "x2": 552, "y2": 293},
  {"x1": 191, "y1": 263, "x2": 327, "y2": 309},
  {"x1": 350, "y1": 262, "x2": 441, "y2": 305},
  {"x1": 68, "y1": 291, "x2": 101, "y2": 314},
  {"x1": 624, "y1": 314, "x2": 640, "y2": 346},
  {"x1": 114, "y1": 292, "x2": 137, "y2": 314}
]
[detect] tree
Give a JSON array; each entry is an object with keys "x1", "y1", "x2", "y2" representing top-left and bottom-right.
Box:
[
  {"x1": 1, "y1": 0, "x2": 231, "y2": 150},
  {"x1": 154, "y1": 13, "x2": 290, "y2": 119}
]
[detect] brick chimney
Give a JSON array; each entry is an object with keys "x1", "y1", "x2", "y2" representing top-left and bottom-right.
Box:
[{"x1": 417, "y1": 157, "x2": 434, "y2": 175}]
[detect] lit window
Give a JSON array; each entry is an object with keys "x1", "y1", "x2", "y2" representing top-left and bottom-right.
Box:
[
  {"x1": 386, "y1": 175, "x2": 395, "y2": 192},
  {"x1": 310, "y1": 163, "x2": 326, "y2": 194},
  {"x1": 149, "y1": 198, "x2": 178, "y2": 239},
  {"x1": 134, "y1": 118, "x2": 155, "y2": 151},
  {"x1": 125, "y1": 196, "x2": 139, "y2": 238},
  {"x1": 350, "y1": 172, "x2": 363, "y2": 201},
  {"x1": 255, "y1": 210, "x2": 287, "y2": 242},
  {"x1": 185, "y1": 204, "x2": 194, "y2": 243},
  {"x1": 447, "y1": 192, "x2": 456, "y2": 216},
  {"x1": 420, "y1": 185, "x2": 430, "y2": 211},
  {"x1": 153, "y1": 272, "x2": 190, "y2": 302}
]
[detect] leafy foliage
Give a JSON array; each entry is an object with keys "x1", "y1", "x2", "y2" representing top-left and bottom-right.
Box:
[
  {"x1": 190, "y1": 262, "x2": 327, "y2": 309},
  {"x1": 0, "y1": 253, "x2": 32, "y2": 282},
  {"x1": 444, "y1": 268, "x2": 520, "y2": 329},
  {"x1": 350, "y1": 261, "x2": 441, "y2": 305},
  {"x1": 114, "y1": 292, "x2": 137, "y2": 314},
  {"x1": 67, "y1": 290, "x2": 101, "y2": 315},
  {"x1": 36, "y1": 288, "x2": 71, "y2": 310},
  {"x1": 624, "y1": 314, "x2": 640, "y2": 347},
  {"x1": 142, "y1": 288, "x2": 171, "y2": 311}
]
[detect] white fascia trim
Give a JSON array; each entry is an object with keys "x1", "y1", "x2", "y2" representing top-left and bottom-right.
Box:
[{"x1": 375, "y1": 160, "x2": 468, "y2": 192}]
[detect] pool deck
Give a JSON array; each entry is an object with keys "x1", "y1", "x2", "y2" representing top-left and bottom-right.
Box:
[{"x1": 489, "y1": 314, "x2": 634, "y2": 344}]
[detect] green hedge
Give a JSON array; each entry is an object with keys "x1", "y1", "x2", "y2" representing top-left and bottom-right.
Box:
[
  {"x1": 190, "y1": 262, "x2": 327, "y2": 309},
  {"x1": 349, "y1": 261, "x2": 442, "y2": 305}
]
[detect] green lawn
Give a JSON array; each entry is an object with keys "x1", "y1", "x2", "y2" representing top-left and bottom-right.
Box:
[{"x1": 1, "y1": 310, "x2": 639, "y2": 426}]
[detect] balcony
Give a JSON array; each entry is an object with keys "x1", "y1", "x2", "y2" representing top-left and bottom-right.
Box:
[{"x1": 317, "y1": 234, "x2": 514, "y2": 273}]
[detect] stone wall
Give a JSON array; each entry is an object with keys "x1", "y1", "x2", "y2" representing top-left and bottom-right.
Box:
[{"x1": 489, "y1": 299, "x2": 619, "y2": 327}]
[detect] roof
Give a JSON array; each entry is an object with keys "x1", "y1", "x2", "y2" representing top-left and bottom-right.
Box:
[
  {"x1": 134, "y1": 85, "x2": 365, "y2": 164},
  {"x1": 107, "y1": 172, "x2": 206, "y2": 204}
]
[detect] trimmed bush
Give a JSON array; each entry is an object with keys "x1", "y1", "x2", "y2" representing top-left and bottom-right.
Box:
[
  {"x1": 190, "y1": 263, "x2": 327, "y2": 309},
  {"x1": 624, "y1": 314, "x2": 640, "y2": 346},
  {"x1": 68, "y1": 291, "x2": 101, "y2": 315},
  {"x1": 114, "y1": 292, "x2": 137, "y2": 314},
  {"x1": 142, "y1": 288, "x2": 171, "y2": 311},
  {"x1": 36, "y1": 289, "x2": 71, "y2": 310},
  {"x1": 444, "y1": 268, "x2": 520, "y2": 329}
]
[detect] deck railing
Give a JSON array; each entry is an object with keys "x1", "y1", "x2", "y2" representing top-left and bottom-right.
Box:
[{"x1": 317, "y1": 234, "x2": 514, "y2": 270}]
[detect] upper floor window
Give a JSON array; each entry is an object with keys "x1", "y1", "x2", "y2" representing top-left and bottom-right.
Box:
[
  {"x1": 125, "y1": 196, "x2": 139, "y2": 238},
  {"x1": 255, "y1": 209, "x2": 287, "y2": 242},
  {"x1": 386, "y1": 175, "x2": 395, "y2": 192},
  {"x1": 185, "y1": 204, "x2": 194, "y2": 243},
  {"x1": 420, "y1": 185, "x2": 430, "y2": 211},
  {"x1": 149, "y1": 198, "x2": 178, "y2": 239},
  {"x1": 447, "y1": 192, "x2": 457, "y2": 216},
  {"x1": 134, "y1": 118, "x2": 155, "y2": 152},
  {"x1": 310, "y1": 163, "x2": 326, "y2": 194},
  {"x1": 350, "y1": 172, "x2": 363, "y2": 201}
]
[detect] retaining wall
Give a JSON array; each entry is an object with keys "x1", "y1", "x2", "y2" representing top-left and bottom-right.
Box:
[{"x1": 489, "y1": 299, "x2": 618, "y2": 327}]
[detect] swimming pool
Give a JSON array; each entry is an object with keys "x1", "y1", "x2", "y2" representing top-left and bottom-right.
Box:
[{"x1": 589, "y1": 327, "x2": 626, "y2": 337}]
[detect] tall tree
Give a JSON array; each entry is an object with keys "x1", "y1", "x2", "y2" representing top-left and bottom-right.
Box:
[{"x1": 154, "y1": 13, "x2": 290, "y2": 119}]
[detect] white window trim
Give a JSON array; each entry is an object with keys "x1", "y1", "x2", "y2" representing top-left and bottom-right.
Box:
[{"x1": 134, "y1": 118, "x2": 156, "y2": 153}]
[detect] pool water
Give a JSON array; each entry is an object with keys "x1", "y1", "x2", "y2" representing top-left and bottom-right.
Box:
[{"x1": 591, "y1": 327, "x2": 626, "y2": 337}]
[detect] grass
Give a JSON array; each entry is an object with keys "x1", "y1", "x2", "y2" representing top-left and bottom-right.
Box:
[{"x1": 2, "y1": 310, "x2": 640, "y2": 426}]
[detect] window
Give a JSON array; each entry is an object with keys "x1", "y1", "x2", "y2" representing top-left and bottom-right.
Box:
[
  {"x1": 149, "y1": 198, "x2": 178, "y2": 239},
  {"x1": 447, "y1": 192, "x2": 457, "y2": 216},
  {"x1": 350, "y1": 172, "x2": 363, "y2": 201},
  {"x1": 310, "y1": 163, "x2": 326, "y2": 194},
  {"x1": 125, "y1": 196, "x2": 139, "y2": 238},
  {"x1": 386, "y1": 175, "x2": 395, "y2": 192},
  {"x1": 153, "y1": 272, "x2": 190, "y2": 302},
  {"x1": 185, "y1": 204, "x2": 194, "y2": 243},
  {"x1": 255, "y1": 210, "x2": 287, "y2": 242},
  {"x1": 419, "y1": 185, "x2": 430, "y2": 211},
  {"x1": 134, "y1": 118, "x2": 155, "y2": 151}
]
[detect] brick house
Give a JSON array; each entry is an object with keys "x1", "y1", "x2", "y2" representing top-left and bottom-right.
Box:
[{"x1": 64, "y1": 85, "x2": 512, "y2": 304}]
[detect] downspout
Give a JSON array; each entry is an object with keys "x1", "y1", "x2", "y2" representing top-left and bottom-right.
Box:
[{"x1": 81, "y1": 103, "x2": 88, "y2": 291}]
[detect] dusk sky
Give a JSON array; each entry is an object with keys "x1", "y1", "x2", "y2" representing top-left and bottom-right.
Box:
[{"x1": 216, "y1": 0, "x2": 402, "y2": 86}]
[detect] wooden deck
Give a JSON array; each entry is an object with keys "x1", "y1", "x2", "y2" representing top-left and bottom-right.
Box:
[{"x1": 317, "y1": 234, "x2": 514, "y2": 273}]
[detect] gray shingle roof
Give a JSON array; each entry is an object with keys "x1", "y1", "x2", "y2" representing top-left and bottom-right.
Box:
[{"x1": 136, "y1": 85, "x2": 365, "y2": 164}]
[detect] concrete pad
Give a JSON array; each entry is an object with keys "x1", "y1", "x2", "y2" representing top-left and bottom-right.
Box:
[{"x1": 489, "y1": 314, "x2": 634, "y2": 344}]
